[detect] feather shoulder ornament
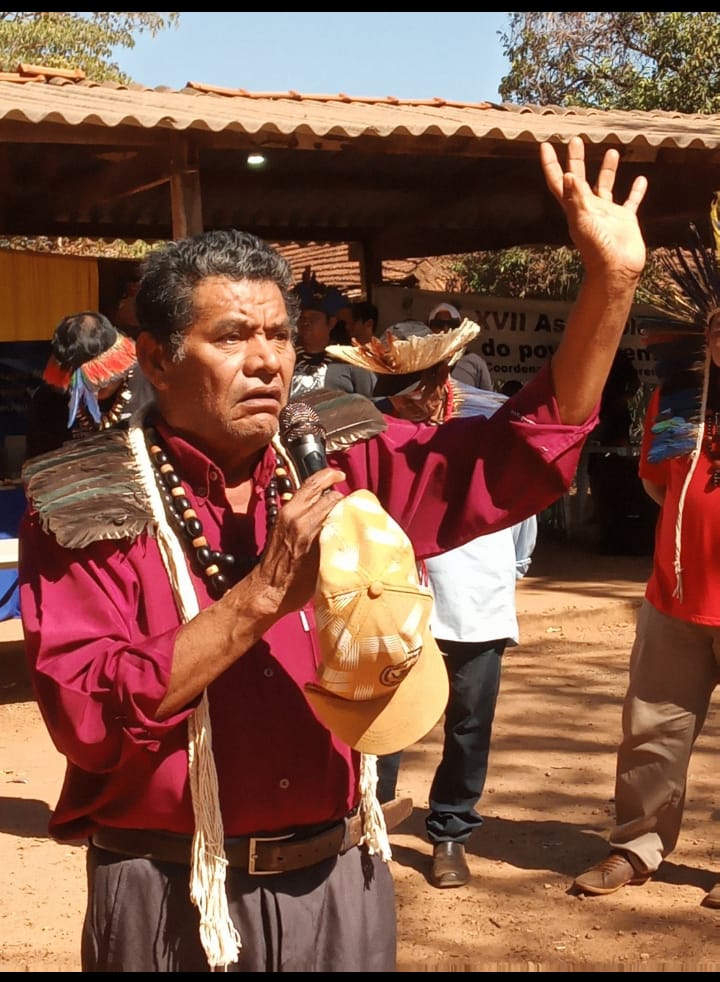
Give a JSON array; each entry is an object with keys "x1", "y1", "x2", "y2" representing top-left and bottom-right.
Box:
[{"x1": 21, "y1": 428, "x2": 155, "y2": 549}]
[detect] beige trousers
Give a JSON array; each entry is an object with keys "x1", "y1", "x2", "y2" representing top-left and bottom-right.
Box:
[{"x1": 609, "y1": 599, "x2": 720, "y2": 871}]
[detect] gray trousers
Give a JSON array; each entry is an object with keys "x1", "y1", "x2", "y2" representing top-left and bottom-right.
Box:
[
  {"x1": 609, "y1": 599, "x2": 720, "y2": 871},
  {"x1": 82, "y1": 843, "x2": 396, "y2": 972}
]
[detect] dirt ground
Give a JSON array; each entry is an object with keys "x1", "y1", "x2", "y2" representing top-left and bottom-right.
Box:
[{"x1": 2, "y1": 528, "x2": 720, "y2": 973}]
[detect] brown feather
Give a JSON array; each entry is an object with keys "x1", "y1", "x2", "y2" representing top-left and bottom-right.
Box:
[
  {"x1": 291, "y1": 390, "x2": 387, "y2": 451},
  {"x1": 22, "y1": 429, "x2": 155, "y2": 549}
]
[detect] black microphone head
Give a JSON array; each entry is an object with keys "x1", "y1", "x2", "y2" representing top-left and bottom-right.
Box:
[
  {"x1": 278, "y1": 402, "x2": 328, "y2": 481},
  {"x1": 279, "y1": 402, "x2": 326, "y2": 443}
]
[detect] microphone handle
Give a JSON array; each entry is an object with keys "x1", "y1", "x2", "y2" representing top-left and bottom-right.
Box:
[{"x1": 287, "y1": 433, "x2": 328, "y2": 482}]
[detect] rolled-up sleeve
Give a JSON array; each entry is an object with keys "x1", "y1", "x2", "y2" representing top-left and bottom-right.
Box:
[{"x1": 337, "y1": 362, "x2": 597, "y2": 558}]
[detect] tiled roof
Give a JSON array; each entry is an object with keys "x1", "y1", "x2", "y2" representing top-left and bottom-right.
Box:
[
  {"x1": 0, "y1": 65, "x2": 719, "y2": 253},
  {"x1": 271, "y1": 241, "x2": 457, "y2": 297},
  {"x1": 2, "y1": 65, "x2": 720, "y2": 151}
]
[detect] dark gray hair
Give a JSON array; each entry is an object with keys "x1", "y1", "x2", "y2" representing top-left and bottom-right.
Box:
[{"x1": 135, "y1": 229, "x2": 299, "y2": 357}]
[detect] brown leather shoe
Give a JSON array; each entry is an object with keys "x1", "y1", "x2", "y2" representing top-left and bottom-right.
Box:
[
  {"x1": 703, "y1": 883, "x2": 720, "y2": 908},
  {"x1": 430, "y1": 842, "x2": 470, "y2": 888},
  {"x1": 573, "y1": 851, "x2": 650, "y2": 896}
]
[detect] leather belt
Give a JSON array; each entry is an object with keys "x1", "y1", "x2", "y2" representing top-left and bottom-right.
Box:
[{"x1": 91, "y1": 796, "x2": 412, "y2": 876}]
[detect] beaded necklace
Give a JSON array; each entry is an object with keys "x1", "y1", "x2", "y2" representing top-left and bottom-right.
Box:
[
  {"x1": 75, "y1": 379, "x2": 134, "y2": 434},
  {"x1": 145, "y1": 426, "x2": 295, "y2": 599}
]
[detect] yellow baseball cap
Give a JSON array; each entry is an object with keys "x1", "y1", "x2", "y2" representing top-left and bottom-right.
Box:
[{"x1": 305, "y1": 489, "x2": 449, "y2": 754}]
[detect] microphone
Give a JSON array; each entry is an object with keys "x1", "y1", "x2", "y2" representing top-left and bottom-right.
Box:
[{"x1": 278, "y1": 402, "x2": 328, "y2": 482}]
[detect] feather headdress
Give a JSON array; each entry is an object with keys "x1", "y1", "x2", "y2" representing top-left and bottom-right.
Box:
[
  {"x1": 42, "y1": 329, "x2": 137, "y2": 429},
  {"x1": 636, "y1": 195, "x2": 720, "y2": 464},
  {"x1": 326, "y1": 318, "x2": 481, "y2": 374}
]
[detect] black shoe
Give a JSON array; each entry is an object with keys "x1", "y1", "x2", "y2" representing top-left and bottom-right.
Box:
[{"x1": 430, "y1": 841, "x2": 470, "y2": 888}]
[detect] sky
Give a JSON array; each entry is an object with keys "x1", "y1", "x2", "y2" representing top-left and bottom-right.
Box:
[{"x1": 113, "y1": 12, "x2": 512, "y2": 103}]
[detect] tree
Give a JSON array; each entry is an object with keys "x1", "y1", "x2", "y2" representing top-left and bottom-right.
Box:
[
  {"x1": 0, "y1": 12, "x2": 179, "y2": 84},
  {"x1": 460, "y1": 14, "x2": 720, "y2": 300},
  {"x1": 449, "y1": 247, "x2": 583, "y2": 301},
  {"x1": 498, "y1": 12, "x2": 720, "y2": 112}
]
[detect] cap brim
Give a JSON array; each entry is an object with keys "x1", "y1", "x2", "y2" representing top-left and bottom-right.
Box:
[{"x1": 304, "y1": 630, "x2": 449, "y2": 754}]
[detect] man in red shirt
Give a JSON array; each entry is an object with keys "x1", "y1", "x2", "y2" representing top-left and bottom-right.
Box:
[
  {"x1": 19, "y1": 137, "x2": 647, "y2": 973},
  {"x1": 574, "y1": 291, "x2": 720, "y2": 904}
]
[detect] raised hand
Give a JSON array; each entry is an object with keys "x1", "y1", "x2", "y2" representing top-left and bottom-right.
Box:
[{"x1": 540, "y1": 136, "x2": 647, "y2": 280}]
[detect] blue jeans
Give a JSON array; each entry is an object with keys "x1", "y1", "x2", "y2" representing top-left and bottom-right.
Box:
[{"x1": 377, "y1": 637, "x2": 506, "y2": 844}]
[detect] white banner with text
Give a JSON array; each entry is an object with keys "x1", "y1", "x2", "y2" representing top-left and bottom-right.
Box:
[{"x1": 374, "y1": 286, "x2": 659, "y2": 385}]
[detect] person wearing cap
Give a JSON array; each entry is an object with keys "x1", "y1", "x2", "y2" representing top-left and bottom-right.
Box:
[
  {"x1": 427, "y1": 302, "x2": 493, "y2": 390},
  {"x1": 17, "y1": 136, "x2": 647, "y2": 973},
  {"x1": 376, "y1": 386, "x2": 538, "y2": 890},
  {"x1": 24, "y1": 310, "x2": 146, "y2": 460},
  {"x1": 373, "y1": 303, "x2": 492, "y2": 399},
  {"x1": 290, "y1": 286, "x2": 377, "y2": 399}
]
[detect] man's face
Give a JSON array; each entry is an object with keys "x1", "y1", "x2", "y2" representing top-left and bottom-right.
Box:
[
  {"x1": 296, "y1": 307, "x2": 332, "y2": 353},
  {"x1": 347, "y1": 316, "x2": 373, "y2": 344},
  {"x1": 139, "y1": 276, "x2": 295, "y2": 469},
  {"x1": 428, "y1": 312, "x2": 461, "y2": 334}
]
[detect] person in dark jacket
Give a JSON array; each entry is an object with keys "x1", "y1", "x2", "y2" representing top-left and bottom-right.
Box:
[{"x1": 290, "y1": 287, "x2": 377, "y2": 399}]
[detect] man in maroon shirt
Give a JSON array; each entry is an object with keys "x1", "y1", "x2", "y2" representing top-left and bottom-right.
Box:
[{"x1": 19, "y1": 137, "x2": 647, "y2": 973}]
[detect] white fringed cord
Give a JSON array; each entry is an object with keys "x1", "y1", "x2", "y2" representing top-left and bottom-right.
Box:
[
  {"x1": 128, "y1": 415, "x2": 241, "y2": 970},
  {"x1": 671, "y1": 354, "x2": 710, "y2": 602},
  {"x1": 358, "y1": 753, "x2": 392, "y2": 861}
]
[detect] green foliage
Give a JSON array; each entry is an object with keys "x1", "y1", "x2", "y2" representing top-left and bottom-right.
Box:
[
  {"x1": 0, "y1": 12, "x2": 179, "y2": 83},
  {"x1": 449, "y1": 246, "x2": 670, "y2": 302},
  {"x1": 449, "y1": 247, "x2": 583, "y2": 300},
  {"x1": 498, "y1": 12, "x2": 720, "y2": 112}
]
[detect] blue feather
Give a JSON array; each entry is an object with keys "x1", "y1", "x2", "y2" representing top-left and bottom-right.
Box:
[{"x1": 67, "y1": 371, "x2": 101, "y2": 427}]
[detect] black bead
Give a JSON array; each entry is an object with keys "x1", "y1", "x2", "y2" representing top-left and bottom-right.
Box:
[
  {"x1": 173, "y1": 496, "x2": 190, "y2": 514},
  {"x1": 276, "y1": 476, "x2": 294, "y2": 495},
  {"x1": 185, "y1": 517, "x2": 203, "y2": 538},
  {"x1": 210, "y1": 572, "x2": 229, "y2": 596},
  {"x1": 163, "y1": 471, "x2": 181, "y2": 488},
  {"x1": 196, "y1": 546, "x2": 212, "y2": 567}
]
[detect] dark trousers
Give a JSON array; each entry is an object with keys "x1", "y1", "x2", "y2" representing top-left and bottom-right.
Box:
[
  {"x1": 82, "y1": 843, "x2": 396, "y2": 972},
  {"x1": 377, "y1": 638, "x2": 506, "y2": 844}
]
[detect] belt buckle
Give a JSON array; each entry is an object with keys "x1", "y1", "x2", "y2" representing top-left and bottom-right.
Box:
[{"x1": 247, "y1": 832, "x2": 294, "y2": 875}]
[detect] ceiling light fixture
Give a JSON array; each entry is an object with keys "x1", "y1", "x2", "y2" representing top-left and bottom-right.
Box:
[{"x1": 246, "y1": 152, "x2": 267, "y2": 168}]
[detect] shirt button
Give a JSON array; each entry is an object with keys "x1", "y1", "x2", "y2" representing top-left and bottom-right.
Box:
[
  {"x1": 196, "y1": 485, "x2": 208, "y2": 497},
  {"x1": 209, "y1": 471, "x2": 219, "y2": 482},
  {"x1": 279, "y1": 778, "x2": 290, "y2": 789},
  {"x1": 263, "y1": 667, "x2": 274, "y2": 678}
]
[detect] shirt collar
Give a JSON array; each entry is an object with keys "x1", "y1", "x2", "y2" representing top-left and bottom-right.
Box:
[{"x1": 150, "y1": 412, "x2": 277, "y2": 492}]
